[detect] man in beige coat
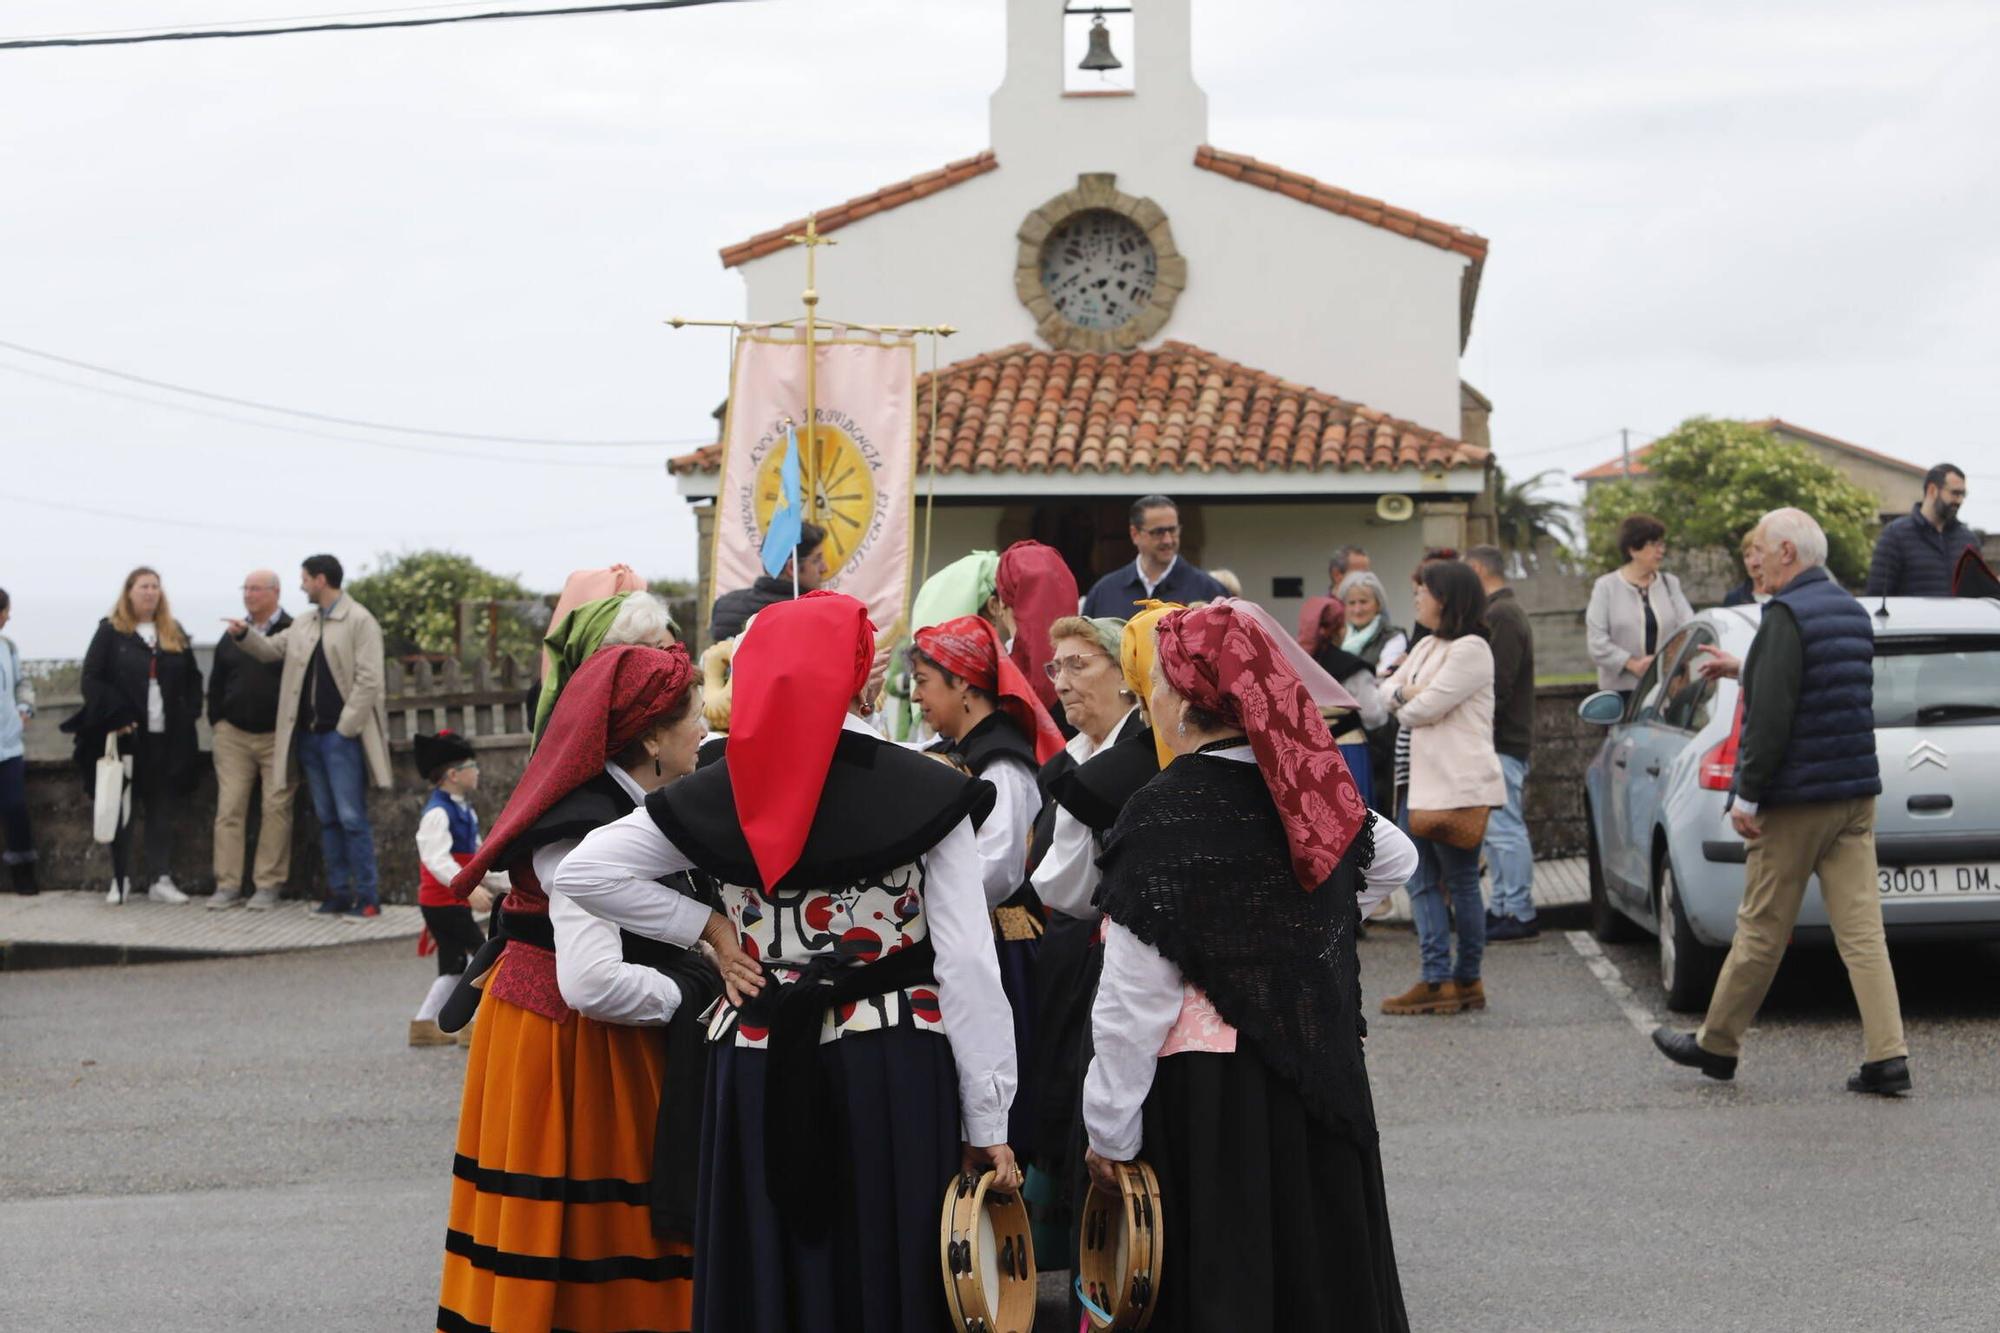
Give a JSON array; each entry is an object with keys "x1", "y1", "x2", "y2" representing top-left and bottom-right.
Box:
[{"x1": 227, "y1": 554, "x2": 391, "y2": 917}]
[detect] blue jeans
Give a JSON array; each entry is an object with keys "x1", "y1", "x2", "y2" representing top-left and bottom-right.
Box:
[
  {"x1": 1484, "y1": 754, "x2": 1536, "y2": 922},
  {"x1": 1403, "y1": 809, "x2": 1486, "y2": 984},
  {"x1": 296, "y1": 730, "x2": 378, "y2": 906}
]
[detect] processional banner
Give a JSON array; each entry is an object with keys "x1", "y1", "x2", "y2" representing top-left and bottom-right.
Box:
[{"x1": 712, "y1": 334, "x2": 917, "y2": 633}]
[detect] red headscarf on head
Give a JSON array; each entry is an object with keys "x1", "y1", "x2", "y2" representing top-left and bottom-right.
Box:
[
  {"x1": 451, "y1": 643, "x2": 693, "y2": 897},
  {"x1": 730, "y1": 590, "x2": 876, "y2": 890},
  {"x1": 914, "y1": 614, "x2": 1066, "y2": 764},
  {"x1": 1155, "y1": 603, "x2": 1369, "y2": 891},
  {"x1": 995, "y1": 540, "x2": 1080, "y2": 713},
  {"x1": 1293, "y1": 595, "x2": 1345, "y2": 654}
]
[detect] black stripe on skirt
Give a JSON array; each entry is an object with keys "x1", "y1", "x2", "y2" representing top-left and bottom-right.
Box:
[
  {"x1": 436, "y1": 1304, "x2": 690, "y2": 1333},
  {"x1": 442, "y1": 1228, "x2": 695, "y2": 1286},
  {"x1": 450, "y1": 1152, "x2": 649, "y2": 1207}
]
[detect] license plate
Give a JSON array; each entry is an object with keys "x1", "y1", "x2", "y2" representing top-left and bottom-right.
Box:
[{"x1": 1876, "y1": 864, "x2": 2000, "y2": 899}]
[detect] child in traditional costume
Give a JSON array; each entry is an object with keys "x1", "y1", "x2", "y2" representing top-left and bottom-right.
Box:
[
  {"x1": 410, "y1": 730, "x2": 508, "y2": 1048},
  {"x1": 435, "y1": 645, "x2": 741, "y2": 1333},
  {"x1": 555, "y1": 592, "x2": 1020, "y2": 1333},
  {"x1": 1083, "y1": 603, "x2": 1418, "y2": 1331}
]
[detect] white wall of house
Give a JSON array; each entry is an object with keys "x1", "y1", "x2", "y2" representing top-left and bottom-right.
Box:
[{"x1": 733, "y1": 0, "x2": 1468, "y2": 437}]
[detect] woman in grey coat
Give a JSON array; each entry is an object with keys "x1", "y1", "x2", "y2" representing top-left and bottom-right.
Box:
[{"x1": 1585, "y1": 514, "x2": 1694, "y2": 697}]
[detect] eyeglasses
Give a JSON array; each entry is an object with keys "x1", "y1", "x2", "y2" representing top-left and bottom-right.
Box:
[
  {"x1": 1045, "y1": 653, "x2": 1110, "y2": 680},
  {"x1": 450, "y1": 760, "x2": 480, "y2": 772},
  {"x1": 1138, "y1": 525, "x2": 1180, "y2": 539}
]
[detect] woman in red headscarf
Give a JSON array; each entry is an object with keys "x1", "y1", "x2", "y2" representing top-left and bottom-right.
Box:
[
  {"x1": 436, "y1": 644, "x2": 742, "y2": 1333},
  {"x1": 1080, "y1": 603, "x2": 1418, "y2": 1332},
  {"x1": 994, "y1": 538, "x2": 1080, "y2": 721},
  {"x1": 551, "y1": 592, "x2": 1021, "y2": 1333},
  {"x1": 910, "y1": 612, "x2": 1064, "y2": 1154}
]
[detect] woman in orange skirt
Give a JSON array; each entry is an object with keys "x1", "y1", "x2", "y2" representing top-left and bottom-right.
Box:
[{"x1": 435, "y1": 644, "x2": 748, "y2": 1333}]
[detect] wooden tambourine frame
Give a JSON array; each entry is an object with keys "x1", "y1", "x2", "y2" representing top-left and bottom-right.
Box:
[
  {"x1": 1077, "y1": 1159, "x2": 1164, "y2": 1330},
  {"x1": 940, "y1": 1168, "x2": 1037, "y2": 1333}
]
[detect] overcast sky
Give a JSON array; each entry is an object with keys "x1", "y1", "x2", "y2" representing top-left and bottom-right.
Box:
[{"x1": 3, "y1": 0, "x2": 1996, "y2": 658}]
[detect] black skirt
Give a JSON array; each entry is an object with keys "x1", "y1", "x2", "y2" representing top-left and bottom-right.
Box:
[
  {"x1": 1139, "y1": 1049, "x2": 1409, "y2": 1333},
  {"x1": 995, "y1": 929, "x2": 1039, "y2": 1157},
  {"x1": 1026, "y1": 913, "x2": 1103, "y2": 1186},
  {"x1": 693, "y1": 1027, "x2": 960, "y2": 1333}
]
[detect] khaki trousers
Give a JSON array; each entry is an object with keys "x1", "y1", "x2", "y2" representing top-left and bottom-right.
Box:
[
  {"x1": 212, "y1": 721, "x2": 296, "y2": 891},
  {"x1": 1698, "y1": 796, "x2": 1907, "y2": 1063}
]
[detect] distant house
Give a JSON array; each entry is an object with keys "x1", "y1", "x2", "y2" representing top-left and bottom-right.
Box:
[{"x1": 1574, "y1": 419, "x2": 1927, "y2": 525}]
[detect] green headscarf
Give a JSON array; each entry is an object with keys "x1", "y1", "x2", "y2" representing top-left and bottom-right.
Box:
[
  {"x1": 1080, "y1": 616, "x2": 1126, "y2": 658},
  {"x1": 531, "y1": 593, "x2": 633, "y2": 745},
  {"x1": 885, "y1": 550, "x2": 1000, "y2": 741}
]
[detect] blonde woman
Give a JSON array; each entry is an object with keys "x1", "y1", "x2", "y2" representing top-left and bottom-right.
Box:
[{"x1": 62, "y1": 568, "x2": 204, "y2": 903}]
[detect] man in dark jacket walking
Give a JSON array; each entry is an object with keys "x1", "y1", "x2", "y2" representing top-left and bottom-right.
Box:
[
  {"x1": 1654, "y1": 509, "x2": 1909, "y2": 1095},
  {"x1": 707, "y1": 522, "x2": 828, "y2": 643},
  {"x1": 1468, "y1": 546, "x2": 1538, "y2": 939},
  {"x1": 207, "y1": 570, "x2": 295, "y2": 910},
  {"x1": 1866, "y1": 463, "x2": 1978, "y2": 596}
]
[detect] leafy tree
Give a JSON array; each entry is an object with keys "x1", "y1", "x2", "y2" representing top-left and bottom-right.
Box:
[
  {"x1": 346, "y1": 550, "x2": 542, "y2": 660},
  {"x1": 1490, "y1": 464, "x2": 1579, "y2": 558},
  {"x1": 1581, "y1": 418, "x2": 1878, "y2": 583}
]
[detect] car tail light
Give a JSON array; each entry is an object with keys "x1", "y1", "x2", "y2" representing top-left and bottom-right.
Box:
[{"x1": 1698, "y1": 695, "x2": 1745, "y2": 791}]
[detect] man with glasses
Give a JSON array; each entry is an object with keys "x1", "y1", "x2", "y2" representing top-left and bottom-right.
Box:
[
  {"x1": 207, "y1": 570, "x2": 295, "y2": 910},
  {"x1": 1081, "y1": 494, "x2": 1228, "y2": 617}
]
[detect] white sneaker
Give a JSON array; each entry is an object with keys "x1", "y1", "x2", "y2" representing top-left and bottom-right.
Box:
[
  {"x1": 106, "y1": 877, "x2": 129, "y2": 905},
  {"x1": 246, "y1": 888, "x2": 281, "y2": 912},
  {"x1": 207, "y1": 888, "x2": 246, "y2": 911},
  {"x1": 148, "y1": 877, "x2": 191, "y2": 905}
]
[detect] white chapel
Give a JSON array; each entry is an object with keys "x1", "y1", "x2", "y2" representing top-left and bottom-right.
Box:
[{"x1": 672, "y1": 0, "x2": 1493, "y2": 633}]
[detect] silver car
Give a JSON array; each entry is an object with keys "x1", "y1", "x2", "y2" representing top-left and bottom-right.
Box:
[{"x1": 1579, "y1": 595, "x2": 2000, "y2": 1010}]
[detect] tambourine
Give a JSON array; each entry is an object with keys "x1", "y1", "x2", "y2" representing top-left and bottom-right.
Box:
[
  {"x1": 1077, "y1": 1159, "x2": 1164, "y2": 1331},
  {"x1": 939, "y1": 1168, "x2": 1036, "y2": 1333}
]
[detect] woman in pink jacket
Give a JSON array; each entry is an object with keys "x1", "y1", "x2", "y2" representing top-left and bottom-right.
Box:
[{"x1": 1380, "y1": 560, "x2": 1506, "y2": 1016}]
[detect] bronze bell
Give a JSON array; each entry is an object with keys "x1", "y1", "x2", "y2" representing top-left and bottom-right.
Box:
[{"x1": 1079, "y1": 13, "x2": 1122, "y2": 72}]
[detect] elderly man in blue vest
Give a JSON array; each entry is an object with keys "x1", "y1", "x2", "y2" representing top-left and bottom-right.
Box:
[{"x1": 1653, "y1": 508, "x2": 1910, "y2": 1095}]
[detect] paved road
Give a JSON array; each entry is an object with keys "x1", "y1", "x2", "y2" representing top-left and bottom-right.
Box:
[{"x1": 4, "y1": 929, "x2": 1997, "y2": 1330}]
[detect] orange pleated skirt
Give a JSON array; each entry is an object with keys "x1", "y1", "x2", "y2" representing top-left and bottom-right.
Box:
[{"x1": 436, "y1": 967, "x2": 693, "y2": 1333}]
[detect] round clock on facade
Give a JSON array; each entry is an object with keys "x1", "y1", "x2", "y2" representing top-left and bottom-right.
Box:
[{"x1": 1017, "y1": 173, "x2": 1185, "y2": 353}]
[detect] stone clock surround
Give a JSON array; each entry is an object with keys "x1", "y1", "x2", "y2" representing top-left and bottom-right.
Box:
[{"x1": 1016, "y1": 173, "x2": 1187, "y2": 354}]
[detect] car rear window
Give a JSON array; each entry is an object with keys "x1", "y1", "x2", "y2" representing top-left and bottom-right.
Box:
[{"x1": 1873, "y1": 637, "x2": 2000, "y2": 728}]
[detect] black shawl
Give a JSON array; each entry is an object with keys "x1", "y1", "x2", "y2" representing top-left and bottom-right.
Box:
[{"x1": 1096, "y1": 753, "x2": 1377, "y2": 1146}]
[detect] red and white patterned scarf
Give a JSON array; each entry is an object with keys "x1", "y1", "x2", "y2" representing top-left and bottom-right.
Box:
[
  {"x1": 1154, "y1": 603, "x2": 1369, "y2": 891},
  {"x1": 914, "y1": 614, "x2": 1066, "y2": 764}
]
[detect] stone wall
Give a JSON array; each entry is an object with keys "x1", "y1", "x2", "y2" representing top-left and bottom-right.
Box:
[{"x1": 1523, "y1": 681, "x2": 1599, "y2": 859}]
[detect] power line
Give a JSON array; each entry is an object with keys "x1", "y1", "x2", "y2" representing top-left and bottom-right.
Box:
[
  {"x1": 10, "y1": 1, "x2": 515, "y2": 43},
  {"x1": 0, "y1": 0, "x2": 751, "y2": 50},
  {"x1": 0, "y1": 337, "x2": 688, "y2": 448},
  {"x1": 0, "y1": 359, "x2": 694, "y2": 469}
]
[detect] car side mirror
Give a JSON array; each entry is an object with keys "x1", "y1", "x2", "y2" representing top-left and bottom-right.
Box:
[{"x1": 1578, "y1": 690, "x2": 1626, "y2": 725}]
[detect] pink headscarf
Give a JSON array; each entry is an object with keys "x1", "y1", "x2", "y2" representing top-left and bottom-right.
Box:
[
  {"x1": 1230, "y1": 598, "x2": 1359, "y2": 711},
  {"x1": 541, "y1": 565, "x2": 646, "y2": 678}
]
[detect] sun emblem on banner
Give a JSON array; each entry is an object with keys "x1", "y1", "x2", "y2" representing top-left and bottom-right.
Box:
[{"x1": 754, "y1": 424, "x2": 878, "y2": 578}]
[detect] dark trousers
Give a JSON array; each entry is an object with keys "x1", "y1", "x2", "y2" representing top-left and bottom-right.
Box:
[
  {"x1": 111, "y1": 732, "x2": 181, "y2": 886},
  {"x1": 0, "y1": 754, "x2": 34, "y2": 871},
  {"x1": 421, "y1": 905, "x2": 487, "y2": 976}
]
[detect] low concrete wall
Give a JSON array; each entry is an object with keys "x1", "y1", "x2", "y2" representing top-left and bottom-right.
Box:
[
  {"x1": 1523, "y1": 681, "x2": 1598, "y2": 860},
  {"x1": 18, "y1": 739, "x2": 532, "y2": 905}
]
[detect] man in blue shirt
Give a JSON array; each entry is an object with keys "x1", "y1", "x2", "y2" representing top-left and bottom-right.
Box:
[{"x1": 1080, "y1": 494, "x2": 1228, "y2": 617}]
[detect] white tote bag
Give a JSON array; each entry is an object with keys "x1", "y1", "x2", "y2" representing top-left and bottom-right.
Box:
[{"x1": 92, "y1": 733, "x2": 131, "y2": 844}]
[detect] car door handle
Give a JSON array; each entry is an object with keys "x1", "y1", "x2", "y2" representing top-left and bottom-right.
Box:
[{"x1": 1645, "y1": 762, "x2": 1661, "y2": 777}]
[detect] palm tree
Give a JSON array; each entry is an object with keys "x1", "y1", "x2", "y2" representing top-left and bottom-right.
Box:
[{"x1": 1489, "y1": 465, "x2": 1579, "y2": 564}]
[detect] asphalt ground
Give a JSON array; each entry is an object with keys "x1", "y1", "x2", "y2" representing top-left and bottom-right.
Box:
[{"x1": 4, "y1": 928, "x2": 1997, "y2": 1331}]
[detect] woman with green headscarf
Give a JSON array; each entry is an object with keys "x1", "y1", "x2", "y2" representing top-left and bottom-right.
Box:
[
  {"x1": 883, "y1": 549, "x2": 1001, "y2": 741},
  {"x1": 531, "y1": 591, "x2": 676, "y2": 745}
]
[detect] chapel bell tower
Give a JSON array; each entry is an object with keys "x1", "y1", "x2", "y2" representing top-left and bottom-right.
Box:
[{"x1": 991, "y1": 0, "x2": 1209, "y2": 165}]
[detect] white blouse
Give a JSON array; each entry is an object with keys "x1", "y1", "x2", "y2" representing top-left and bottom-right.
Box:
[
  {"x1": 1029, "y1": 706, "x2": 1141, "y2": 921},
  {"x1": 1082, "y1": 749, "x2": 1418, "y2": 1161},
  {"x1": 555, "y1": 713, "x2": 1018, "y2": 1147},
  {"x1": 975, "y1": 755, "x2": 1040, "y2": 909},
  {"x1": 542, "y1": 764, "x2": 687, "y2": 1027}
]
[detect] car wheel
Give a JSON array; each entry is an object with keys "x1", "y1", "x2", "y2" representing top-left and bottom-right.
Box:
[
  {"x1": 1657, "y1": 857, "x2": 1725, "y2": 1013},
  {"x1": 1587, "y1": 802, "x2": 1643, "y2": 943}
]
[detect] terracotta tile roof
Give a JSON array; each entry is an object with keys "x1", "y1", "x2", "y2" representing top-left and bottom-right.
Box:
[
  {"x1": 1573, "y1": 419, "x2": 1926, "y2": 483},
  {"x1": 1193, "y1": 146, "x2": 1488, "y2": 347},
  {"x1": 669, "y1": 341, "x2": 1487, "y2": 478},
  {"x1": 718, "y1": 151, "x2": 999, "y2": 269}
]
